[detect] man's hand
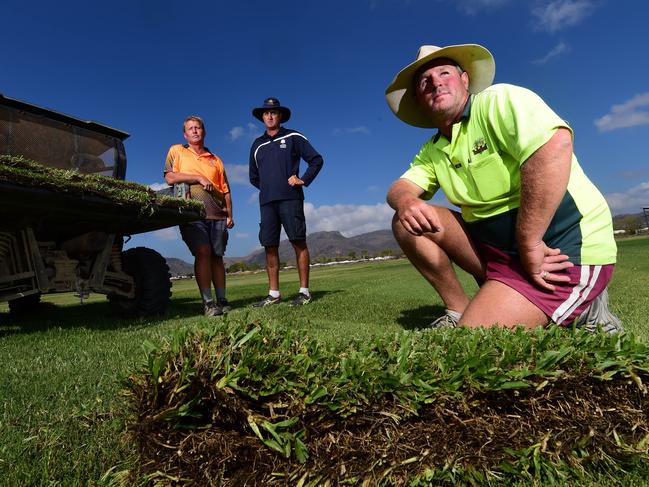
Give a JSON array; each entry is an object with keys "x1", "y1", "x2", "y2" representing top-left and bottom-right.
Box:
[
  {"x1": 226, "y1": 217, "x2": 234, "y2": 229},
  {"x1": 519, "y1": 240, "x2": 573, "y2": 291},
  {"x1": 396, "y1": 196, "x2": 443, "y2": 236},
  {"x1": 165, "y1": 171, "x2": 213, "y2": 190},
  {"x1": 197, "y1": 176, "x2": 213, "y2": 191},
  {"x1": 288, "y1": 175, "x2": 304, "y2": 186},
  {"x1": 387, "y1": 179, "x2": 441, "y2": 236},
  {"x1": 517, "y1": 129, "x2": 574, "y2": 291}
]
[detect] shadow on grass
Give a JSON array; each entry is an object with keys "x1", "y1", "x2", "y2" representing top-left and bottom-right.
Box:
[
  {"x1": 0, "y1": 289, "x2": 345, "y2": 337},
  {"x1": 397, "y1": 304, "x2": 447, "y2": 330},
  {"x1": 179, "y1": 290, "x2": 334, "y2": 310},
  {"x1": 0, "y1": 298, "x2": 185, "y2": 337}
]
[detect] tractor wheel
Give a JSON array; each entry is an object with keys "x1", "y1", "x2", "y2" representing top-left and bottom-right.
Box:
[
  {"x1": 8, "y1": 292, "x2": 42, "y2": 314},
  {"x1": 108, "y1": 247, "x2": 171, "y2": 317}
]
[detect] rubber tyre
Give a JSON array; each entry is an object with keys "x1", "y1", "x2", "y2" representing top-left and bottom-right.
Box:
[
  {"x1": 8, "y1": 293, "x2": 42, "y2": 314},
  {"x1": 108, "y1": 247, "x2": 171, "y2": 317}
]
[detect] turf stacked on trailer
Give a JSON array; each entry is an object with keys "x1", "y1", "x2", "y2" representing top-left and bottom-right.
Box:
[
  {"x1": 0, "y1": 154, "x2": 204, "y2": 216},
  {"x1": 125, "y1": 320, "x2": 649, "y2": 485}
]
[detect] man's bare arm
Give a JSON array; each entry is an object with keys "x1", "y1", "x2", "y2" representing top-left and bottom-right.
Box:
[
  {"x1": 164, "y1": 171, "x2": 213, "y2": 190},
  {"x1": 224, "y1": 192, "x2": 234, "y2": 228},
  {"x1": 517, "y1": 128, "x2": 574, "y2": 289},
  {"x1": 387, "y1": 179, "x2": 442, "y2": 235}
]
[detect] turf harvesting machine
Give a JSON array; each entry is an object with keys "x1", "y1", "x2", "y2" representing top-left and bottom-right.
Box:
[{"x1": 0, "y1": 94, "x2": 202, "y2": 316}]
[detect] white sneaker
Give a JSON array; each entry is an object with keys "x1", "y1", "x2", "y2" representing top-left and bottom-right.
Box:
[
  {"x1": 204, "y1": 301, "x2": 223, "y2": 317},
  {"x1": 573, "y1": 288, "x2": 623, "y2": 334},
  {"x1": 427, "y1": 311, "x2": 459, "y2": 329}
]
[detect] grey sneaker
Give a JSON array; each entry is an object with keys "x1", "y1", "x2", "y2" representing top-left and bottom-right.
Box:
[
  {"x1": 573, "y1": 287, "x2": 623, "y2": 334},
  {"x1": 290, "y1": 293, "x2": 311, "y2": 306},
  {"x1": 253, "y1": 295, "x2": 281, "y2": 307},
  {"x1": 217, "y1": 298, "x2": 231, "y2": 313},
  {"x1": 204, "y1": 301, "x2": 223, "y2": 317},
  {"x1": 426, "y1": 311, "x2": 459, "y2": 329}
]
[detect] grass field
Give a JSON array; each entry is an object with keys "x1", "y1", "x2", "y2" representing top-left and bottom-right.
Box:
[{"x1": 1, "y1": 237, "x2": 647, "y2": 485}]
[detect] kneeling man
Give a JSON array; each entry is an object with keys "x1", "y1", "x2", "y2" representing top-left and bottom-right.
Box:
[{"x1": 385, "y1": 43, "x2": 621, "y2": 332}]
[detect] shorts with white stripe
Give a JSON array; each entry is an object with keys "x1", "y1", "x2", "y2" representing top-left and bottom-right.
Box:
[{"x1": 479, "y1": 243, "x2": 614, "y2": 326}]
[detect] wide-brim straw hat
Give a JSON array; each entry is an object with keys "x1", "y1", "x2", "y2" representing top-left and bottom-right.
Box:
[
  {"x1": 252, "y1": 97, "x2": 291, "y2": 123},
  {"x1": 385, "y1": 44, "x2": 495, "y2": 128}
]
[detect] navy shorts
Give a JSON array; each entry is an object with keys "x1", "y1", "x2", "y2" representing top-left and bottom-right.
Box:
[
  {"x1": 259, "y1": 199, "x2": 306, "y2": 247},
  {"x1": 180, "y1": 219, "x2": 228, "y2": 257}
]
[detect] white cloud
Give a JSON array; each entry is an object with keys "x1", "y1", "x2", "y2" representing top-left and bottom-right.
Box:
[
  {"x1": 224, "y1": 164, "x2": 249, "y2": 184},
  {"x1": 332, "y1": 126, "x2": 370, "y2": 136},
  {"x1": 453, "y1": 0, "x2": 511, "y2": 15},
  {"x1": 247, "y1": 192, "x2": 259, "y2": 205},
  {"x1": 148, "y1": 182, "x2": 170, "y2": 191},
  {"x1": 532, "y1": 0, "x2": 596, "y2": 33},
  {"x1": 234, "y1": 233, "x2": 250, "y2": 239},
  {"x1": 605, "y1": 181, "x2": 649, "y2": 215},
  {"x1": 532, "y1": 41, "x2": 569, "y2": 64},
  {"x1": 594, "y1": 92, "x2": 649, "y2": 132},
  {"x1": 229, "y1": 126, "x2": 244, "y2": 141},
  {"x1": 304, "y1": 202, "x2": 394, "y2": 237},
  {"x1": 228, "y1": 123, "x2": 261, "y2": 142},
  {"x1": 152, "y1": 227, "x2": 180, "y2": 241}
]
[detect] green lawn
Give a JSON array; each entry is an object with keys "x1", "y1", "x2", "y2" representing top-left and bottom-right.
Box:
[{"x1": 0, "y1": 237, "x2": 647, "y2": 485}]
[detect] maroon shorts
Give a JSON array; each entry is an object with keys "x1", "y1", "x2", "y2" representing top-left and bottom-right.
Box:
[{"x1": 479, "y1": 243, "x2": 614, "y2": 326}]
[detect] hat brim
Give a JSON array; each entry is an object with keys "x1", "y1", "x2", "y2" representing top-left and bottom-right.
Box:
[
  {"x1": 252, "y1": 106, "x2": 291, "y2": 123},
  {"x1": 385, "y1": 44, "x2": 495, "y2": 128}
]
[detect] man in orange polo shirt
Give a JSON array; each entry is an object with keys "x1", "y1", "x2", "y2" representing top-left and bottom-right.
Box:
[{"x1": 164, "y1": 115, "x2": 234, "y2": 316}]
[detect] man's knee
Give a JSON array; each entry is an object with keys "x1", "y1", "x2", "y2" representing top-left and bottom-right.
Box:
[
  {"x1": 194, "y1": 245, "x2": 212, "y2": 259},
  {"x1": 290, "y1": 239, "x2": 307, "y2": 251},
  {"x1": 265, "y1": 246, "x2": 280, "y2": 263},
  {"x1": 391, "y1": 212, "x2": 434, "y2": 246},
  {"x1": 391, "y1": 213, "x2": 410, "y2": 243}
]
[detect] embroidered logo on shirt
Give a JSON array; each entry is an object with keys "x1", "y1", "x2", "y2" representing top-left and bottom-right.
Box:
[
  {"x1": 279, "y1": 139, "x2": 286, "y2": 149},
  {"x1": 472, "y1": 138, "x2": 488, "y2": 155}
]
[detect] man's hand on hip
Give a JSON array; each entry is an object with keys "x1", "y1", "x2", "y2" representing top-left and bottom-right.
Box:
[
  {"x1": 519, "y1": 241, "x2": 573, "y2": 291},
  {"x1": 288, "y1": 175, "x2": 304, "y2": 186}
]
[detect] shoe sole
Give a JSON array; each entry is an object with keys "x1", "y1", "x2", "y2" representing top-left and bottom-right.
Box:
[
  {"x1": 205, "y1": 311, "x2": 224, "y2": 317},
  {"x1": 253, "y1": 300, "x2": 281, "y2": 308}
]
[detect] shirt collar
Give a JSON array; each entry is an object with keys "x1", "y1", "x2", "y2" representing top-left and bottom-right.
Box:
[
  {"x1": 432, "y1": 95, "x2": 473, "y2": 143},
  {"x1": 263, "y1": 126, "x2": 287, "y2": 140},
  {"x1": 182, "y1": 144, "x2": 213, "y2": 156}
]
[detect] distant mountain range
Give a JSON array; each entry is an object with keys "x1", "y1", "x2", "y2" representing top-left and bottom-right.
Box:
[
  {"x1": 165, "y1": 229, "x2": 401, "y2": 276},
  {"x1": 613, "y1": 211, "x2": 647, "y2": 228},
  {"x1": 232, "y1": 230, "x2": 400, "y2": 267},
  {"x1": 166, "y1": 257, "x2": 195, "y2": 277},
  {"x1": 165, "y1": 212, "x2": 649, "y2": 276}
]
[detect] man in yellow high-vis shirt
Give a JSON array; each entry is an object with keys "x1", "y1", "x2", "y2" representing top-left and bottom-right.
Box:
[{"x1": 385, "y1": 43, "x2": 620, "y2": 332}]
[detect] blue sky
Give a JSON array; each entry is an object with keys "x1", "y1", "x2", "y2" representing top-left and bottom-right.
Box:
[{"x1": 3, "y1": 0, "x2": 648, "y2": 261}]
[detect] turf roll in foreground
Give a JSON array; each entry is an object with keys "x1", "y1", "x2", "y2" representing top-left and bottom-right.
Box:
[{"x1": 124, "y1": 320, "x2": 649, "y2": 485}]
